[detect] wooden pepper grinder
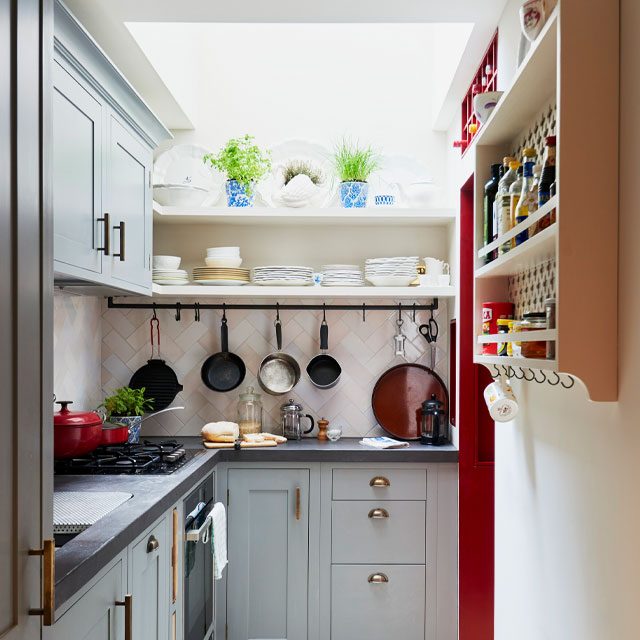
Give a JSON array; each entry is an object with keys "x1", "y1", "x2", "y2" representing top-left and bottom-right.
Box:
[{"x1": 317, "y1": 418, "x2": 329, "y2": 441}]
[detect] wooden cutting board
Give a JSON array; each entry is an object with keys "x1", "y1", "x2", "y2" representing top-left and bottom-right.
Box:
[{"x1": 203, "y1": 440, "x2": 278, "y2": 449}]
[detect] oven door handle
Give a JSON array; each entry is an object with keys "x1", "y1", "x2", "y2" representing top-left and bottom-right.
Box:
[{"x1": 185, "y1": 508, "x2": 214, "y2": 543}]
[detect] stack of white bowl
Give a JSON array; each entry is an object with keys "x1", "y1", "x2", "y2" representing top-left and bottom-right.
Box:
[
  {"x1": 152, "y1": 256, "x2": 189, "y2": 285},
  {"x1": 364, "y1": 256, "x2": 419, "y2": 287},
  {"x1": 204, "y1": 246, "x2": 243, "y2": 268},
  {"x1": 321, "y1": 264, "x2": 365, "y2": 287}
]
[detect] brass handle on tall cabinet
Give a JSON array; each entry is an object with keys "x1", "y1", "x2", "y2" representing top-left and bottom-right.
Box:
[
  {"x1": 369, "y1": 476, "x2": 390, "y2": 487},
  {"x1": 368, "y1": 508, "x2": 390, "y2": 519},
  {"x1": 172, "y1": 508, "x2": 179, "y2": 603},
  {"x1": 116, "y1": 594, "x2": 133, "y2": 640},
  {"x1": 28, "y1": 539, "x2": 55, "y2": 626},
  {"x1": 368, "y1": 573, "x2": 389, "y2": 584},
  {"x1": 113, "y1": 220, "x2": 125, "y2": 261},
  {"x1": 97, "y1": 212, "x2": 110, "y2": 255},
  {"x1": 296, "y1": 487, "x2": 301, "y2": 521},
  {"x1": 146, "y1": 535, "x2": 159, "y2": 553}
]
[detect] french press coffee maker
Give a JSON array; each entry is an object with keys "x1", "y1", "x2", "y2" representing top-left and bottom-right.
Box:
[
  {"x1": 280, "y1": 399, "x2": 315, "y2": 440},
  {"x1": 420, "y1": 393, "x2": 445, "y2": 446}
]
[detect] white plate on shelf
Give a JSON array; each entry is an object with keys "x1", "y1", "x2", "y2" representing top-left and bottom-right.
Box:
[
  {"x1": 153, "y1": 279, "x2": 190, "y2": 286},
  {"x1": 253, "y1": 279, "x2": 313, "y2": 286},
  {"x1": 366, "y1": 276, "x2": 416, "y2": 287},
  {"x1": 195, "y1": 280, "x2": 249, "y2": 286}
]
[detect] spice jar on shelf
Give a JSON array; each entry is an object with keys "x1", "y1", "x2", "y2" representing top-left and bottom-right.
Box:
[
  {"x1": 237, "y1": 386, "x2": 262, "y2": 436},
  {"x1": 497, "y1": 319, "x2": 511, "y2": 356},
  {"x1": 545, "y1": 298, "x2": 556, "y2": 359},
  {"x1": 520, "y1": 312, "x2": 547, "y2": 358}
]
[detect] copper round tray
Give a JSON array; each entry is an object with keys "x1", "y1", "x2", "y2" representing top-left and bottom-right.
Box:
[{"x1": 371, "y1": 364, "x2": 448, "y2": 441}]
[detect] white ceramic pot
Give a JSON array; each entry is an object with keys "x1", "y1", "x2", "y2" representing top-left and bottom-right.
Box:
[{"x1": 473, "y1": 92, "x2": 504, "y2": 124}]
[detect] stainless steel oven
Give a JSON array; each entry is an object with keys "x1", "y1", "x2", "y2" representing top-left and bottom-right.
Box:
[{"x1": 184, "y1": 474, "x2": 214, "y2": 640}]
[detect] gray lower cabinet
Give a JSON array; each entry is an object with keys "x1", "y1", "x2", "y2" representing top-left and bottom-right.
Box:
[
  {"x1": 226, "y1": 468, "x2": 310, "y2": 640},
  {"x1": 128, "y1": 517, "x2": 169, "y2": 640},
  {"x1": 51, "y1": 553, "x2": 127, "y2": 640}
]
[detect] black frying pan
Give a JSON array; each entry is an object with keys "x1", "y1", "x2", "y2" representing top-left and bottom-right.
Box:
[
  {"x1": 201, "y1": 315, "x2": 246, "y2": 392},
  {"x1": 307, "y1": 316, "x2": 341, "y2": 389},
  {"x1": 130, "y1": 317, "x2": 183, "y2": 410}
]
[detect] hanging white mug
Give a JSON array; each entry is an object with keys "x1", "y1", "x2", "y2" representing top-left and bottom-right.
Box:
[
  {"x1": 520, "y1": 0, "x2": 546, "y2": 42},
  {"x1": 424, "y1": 257, "x2": 450, "y2": 276},
  {"x1": 483, "y1": 378, "x2": 519, "y2": 422}
]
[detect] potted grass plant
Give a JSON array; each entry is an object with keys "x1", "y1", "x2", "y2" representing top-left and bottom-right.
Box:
[
  {"x1": 271, "y1": 159, "x2": 328, "y2": 208},
  {"x1": 98, "y1": 386, "x2": 154, "y2": 444},
  {"x1": 204, "y1": 134, "x2": 271, "y2": 207},
  {"x1": 333, "y1": 139, "x2": 381, "y2": 208}
]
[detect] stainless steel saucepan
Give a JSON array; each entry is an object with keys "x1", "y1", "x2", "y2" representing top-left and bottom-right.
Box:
[{"x1": 257, "y1": 316, "x2": 301, "y2": 395}]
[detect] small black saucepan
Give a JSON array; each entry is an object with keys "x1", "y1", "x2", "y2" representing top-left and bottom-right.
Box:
[
  {"x1": 201, "y1": 313, "x2": 246, "y2": 392},
  {"x1": 307, "y1": 313, "x2": 341, "y2": 389}
]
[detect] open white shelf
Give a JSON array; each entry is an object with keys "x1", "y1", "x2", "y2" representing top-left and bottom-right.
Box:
[
  {"x1": 475, "y1": 223, "x2": 556, "y2": 278},
  {"x1": 153, "y1": 202, "x2": 457, "y2": 227},
  {"x1": 477, "y1": 329, "x2": 557, "y2": 343},
  {"x1": 151, "y1": 284, "x2": 455, "y2": 299},
  {"x1": 473, "y1": 7, "x2": 558, "y2": 148},
  {"x1": 474, "y1": 355, "x2": 558, "y2": 371}
]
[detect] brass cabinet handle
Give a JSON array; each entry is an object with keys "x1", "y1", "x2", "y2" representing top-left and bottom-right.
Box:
[
  {"x1": 296, "y1": 487, "x2": 301, "y2": 521},
  {"x1": 368, "y1": 573, "x2": 389, "y2": 584},
  {"x1": 369, "y1": 476, "x2": 391, "y2": 487},
  {"x1": 147, "y1": 535, "x2": 159, "y2": 553},
  {"x1": 172, "y1": 508, "x2": 179, "y2": 603},
  {"x1": 116, "y1": 594, "x2": 133, "y2": 640},
  {"x1": 113, "y1": 220, "x2": 125, "y2": 261},
  {"x1": 28, "y1": 539, "x2": 55, "y2": 626},
  {"x1": 97, "y1": 212, "x2": 110, "y2": 255},
  {"x1": 368, "y1": 508, "x2": 390, "y2": 519}
]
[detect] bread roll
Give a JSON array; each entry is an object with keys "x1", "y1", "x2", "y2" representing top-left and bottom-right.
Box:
[{"x1": 201, "y1": 421, "x2": 239, "y2": 442}]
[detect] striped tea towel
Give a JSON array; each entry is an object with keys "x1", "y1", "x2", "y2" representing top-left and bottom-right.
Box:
[{"x1": 210, "y1": 502, "x2": 227, "y2": 580}]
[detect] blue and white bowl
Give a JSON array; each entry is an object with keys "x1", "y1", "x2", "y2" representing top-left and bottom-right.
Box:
[
  {"x1": 225, "y1": 180, "x2": 255, "y2": 207},
  {"x1": 340, "y1": 181, "x2": 369, "y2": 208},
  {"x1": 375, "y1": 194, "x2": 395, "y2": 207},
  {"x1": 108, "y1": 415, "x2": 144, "y2": 444}
]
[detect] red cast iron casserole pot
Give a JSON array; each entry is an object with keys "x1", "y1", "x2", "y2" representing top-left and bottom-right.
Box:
[{"x1": 54, "y1": 400, "x2": 103, "y2": 458}]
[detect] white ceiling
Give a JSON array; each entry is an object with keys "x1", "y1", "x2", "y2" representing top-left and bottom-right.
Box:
[{"x1": 62, "y1": 0, "x2": 508, "y2": 131}]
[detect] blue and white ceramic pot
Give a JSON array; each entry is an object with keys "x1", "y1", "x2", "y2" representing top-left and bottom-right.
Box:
[
  {"x1": 340, "y1": 181, "x2": 369, "y2": 208},
  {"x1": 225, "y1": 179, "x2": 255, "y2": 207},
  {"x1": 108, "y1": 415, "x2": 144, "y2": 444}
]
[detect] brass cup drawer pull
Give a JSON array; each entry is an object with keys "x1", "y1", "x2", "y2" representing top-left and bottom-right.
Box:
[
  {"x1": 116, "y1": 594, "x2": 133, "y2": 640},
  {"x1": 147, "y1": 535, "x2": 159, "y2": 553},
  {"x1": 368, "y1": 573, "x2": 389, "y2": 584},
  {"x1": 369, "y1": 476, "x2": 391, "y2": 487},
  {"x1": 368, "y1": 508, "x2": 390, "y2": 519},
  {"x1": 28, "y1": 539, "x2": 55, "y2": 626}
]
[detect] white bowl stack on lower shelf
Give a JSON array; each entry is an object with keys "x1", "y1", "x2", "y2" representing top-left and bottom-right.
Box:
[
  {"x1": 152, "y1": 255, "x2": 189, "y2": 285},
  {"x1": 365, "y1": 256, "x2": 419, "y2": 287}
]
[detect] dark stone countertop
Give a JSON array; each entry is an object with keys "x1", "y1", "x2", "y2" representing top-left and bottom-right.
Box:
[{"x1": 53, "y1": 437, "x2": 457, "y2": 612}]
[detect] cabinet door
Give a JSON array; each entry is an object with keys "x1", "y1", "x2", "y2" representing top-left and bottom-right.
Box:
[
  {"x1": 227, "y1": 469, "x2": 310, "y2": 640},
  {"x1": 52, "y1": 558, "x2": 125, "y2": 640},
  {"x1": 129, "y1": 519, "x2": 169, "y2": 640},
  {"x1": 106, "y1": 114, "x2": 152, "y2": 291},
  {"x1": 52, "y1": 59, "x2": 103, "y2": 276}
]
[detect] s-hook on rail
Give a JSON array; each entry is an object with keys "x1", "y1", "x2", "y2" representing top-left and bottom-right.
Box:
[{"x1": 107, "y1": 297, "x2": 439, "y2": 322}]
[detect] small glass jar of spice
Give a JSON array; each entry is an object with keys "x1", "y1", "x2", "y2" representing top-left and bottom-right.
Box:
[
  {"x1": 497, "y1": 319, "x2": 511, "y2": 356},
  {"x1": 520, "y1": 312, "x2": 547, "y2": 358}
]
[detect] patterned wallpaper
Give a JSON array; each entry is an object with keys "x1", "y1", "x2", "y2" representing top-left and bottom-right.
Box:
[
  {"x1": 54, "y1": 290, "x2": 102, "y2": 411},
  {"x1": 101, "y1": 297, "x2": 449, "y2": 438}
]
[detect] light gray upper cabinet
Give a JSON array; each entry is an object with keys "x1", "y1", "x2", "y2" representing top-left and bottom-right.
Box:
[
  {"x1": 128, "y1": 517, "x2": 169, "y2": 640},
  {"x1": 107, "y1": 115, "x2": 153, "y2": 290},
  {"x1": 52, "y1": 60, "x2": 103, "y2": 276},
  {"x1": 52, "y1": 0, "x2": 170, "y2": 294},
  {"x1": 227, "y1": 468, "x2": 310, "y2": 640}
]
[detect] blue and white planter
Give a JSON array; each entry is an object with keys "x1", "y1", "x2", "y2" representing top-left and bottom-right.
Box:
[
  {"x1": 225, "y1": 179, "x2": 255, "y2": 207},
  {"x1": 108, "y1": 415, "x2": 144, "y2": 444},
  {"x1": 340, "y1": 181, "x2": 369, "y2": 208}
]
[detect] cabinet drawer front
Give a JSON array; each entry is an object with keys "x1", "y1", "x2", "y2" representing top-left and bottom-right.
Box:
[
  {"x1": 332, "y1": 500, "x2": 425, "y2": 564},
  {"x1": 331, "y1": 564, "x2": 425, "y2": 640},
  {"x1": 332, "y1": 468, "x2": 426, "y2": 501}
]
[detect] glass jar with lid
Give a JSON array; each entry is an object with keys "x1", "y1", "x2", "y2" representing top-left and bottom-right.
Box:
[
  {"x1": 520, "y1": 312, "x2": 547, "y2": 358},
  {"x1": 237, "y1": 386, "x2": 262, "y2": 435}
]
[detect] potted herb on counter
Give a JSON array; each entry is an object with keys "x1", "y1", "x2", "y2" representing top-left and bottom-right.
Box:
[
  {"x1": 99, "y1": 386, "x2": 154, "y2": 444},
  {"x1": 204, "y1": 134, "x2": 271, "y2": 207},
  {"x1": 333, "y1": 139, "x2": 380, "y2": 208}
]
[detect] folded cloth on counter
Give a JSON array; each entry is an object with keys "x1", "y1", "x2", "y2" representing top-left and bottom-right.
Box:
[
  {"x1": 210, "y1": 502, "x2": 227, "y2": 580},
  {"x1": 359, "y1": 436, "x2": 410, "y2": 449},
  {"x1": 201, "y1": 421, "x2": 239, "y2": 442}
]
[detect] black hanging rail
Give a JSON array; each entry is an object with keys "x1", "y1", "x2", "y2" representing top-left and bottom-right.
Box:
[{"x1": 107, "y1": 297, "x2": 439, "y2": 314}]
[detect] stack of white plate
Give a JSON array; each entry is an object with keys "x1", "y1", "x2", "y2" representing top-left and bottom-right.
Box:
[
  {"x1": 252, "y1": 266, "x2": 314, "y2": 286},
  {"x1": 321, "y1": 264, "x2": 365, "y2": 287},
  {"x1": 204, "y1": 246, "x2": 243, "y2": 268},
  {"x1": 192, "y1": 267, "x2": 250, "y2": 286},
  {"x1": 152, "y1": 269, "x2": 189, "y2": 286},
  {"x1": 365, "y1": 256, "x2": 419, "y2": 287}
]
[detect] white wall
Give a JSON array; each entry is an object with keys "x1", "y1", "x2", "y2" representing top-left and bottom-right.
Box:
[{"x1": 493, "y1": 1, "x2": 640, "y2": 638}]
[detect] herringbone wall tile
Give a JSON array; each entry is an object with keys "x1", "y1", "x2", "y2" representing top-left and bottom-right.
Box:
[{"x1": 101, "y1": 297, "x2": 449, "y2": 438}]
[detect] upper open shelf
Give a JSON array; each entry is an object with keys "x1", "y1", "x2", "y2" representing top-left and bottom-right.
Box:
[{"x1": 153, "y1": 202, "x2": 457, "y2": 227}]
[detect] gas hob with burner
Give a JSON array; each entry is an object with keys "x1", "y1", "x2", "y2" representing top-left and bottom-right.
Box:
[{"x1": 54, "y1": 440, "x2": 200, "y2": 475}]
